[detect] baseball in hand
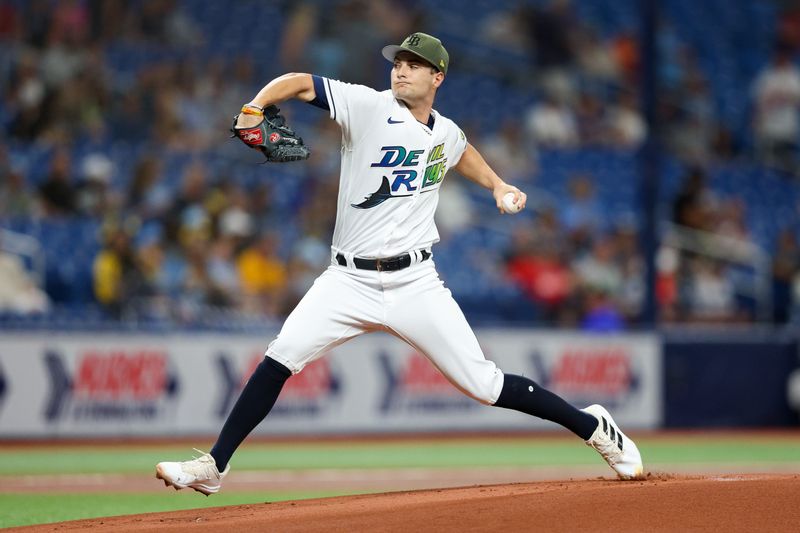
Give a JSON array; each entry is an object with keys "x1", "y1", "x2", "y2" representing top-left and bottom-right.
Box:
[{"x1": 502, "y1": 192, "x2": 522, "y2": 214}]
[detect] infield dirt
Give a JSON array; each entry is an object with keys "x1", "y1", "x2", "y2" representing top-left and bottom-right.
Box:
[{"x1": 9, "y1": 474, "x2": 800, "y2": 532}]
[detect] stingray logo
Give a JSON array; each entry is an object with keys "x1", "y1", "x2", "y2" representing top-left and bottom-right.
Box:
[
  {"x1": 216, "y1": 353, "x2": 341, "y2": 418},
  {"x1": 379, "y1": 351, "x2": 476, "y2": 413},
  {"x1": 530, "y1": 346, "x2": 640, "y2": 408},
  {"x1": 44, "y1": 349, "x2": 179, "y2": 422}
]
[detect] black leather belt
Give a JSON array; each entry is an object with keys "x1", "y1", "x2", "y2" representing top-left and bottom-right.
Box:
[{"x1": 336, "y1": 249, "x2": 431, "y2": 272}]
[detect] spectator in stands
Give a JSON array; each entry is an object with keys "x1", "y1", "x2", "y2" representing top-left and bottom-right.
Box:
[
  {"x1": 611, "y1": 217, "x2": 645, "y2": 321},
  {"x1": 0, "y1": 168, "x2": 34, "y2": 218},
  {"x1": 134, "y1": 226, "x2": 171, "y2": 319},
  {"x1": 92, "y1": 227, "x2": 144, "y2": 318},
  {"x1": 280, "y1": 0, "x2": 412, "y2": 87},
  {"x1": 76, "y1": 153, "x2": 115, "y2": 218},
  {"x1": 655, "y1": 246, "x2": 680, "y2": 322},
  {"x1": 0, "y1": 145, "x2": 35, "y2": 217},
  {"x1": 686, "y1": 257, "x2": 739, "y2": 322},
  {"x1": 206, "y1": 236, "x2": 242, "y2": 309},
  {"x1": 126, "y1": 155, "x2": 170, "y2": 220},
  {"x1": 111, "y1": 88, "x2": 148, "y2": 142},
  {"x1": 610, "y1": 31, "x2": 639, "y2": 85},
  {"x1": 575, "y1": 92, "x2": 607, "y2": 147},
  {"x1": 246, "y1": 182, "x2": 280, "y2": 232},
  {"x1": 575, "y1": 28, "x2": 620, "y2": 86},
  {"x1": 215, "y1": 183, "x2": 255, "y2": 243},
  {"x1": 37, "y1": 147, "x2": 78, "y2": 217},
  {"x1": 525, "y1": 91, "x2": 579, "y2": 148},
  {"x1": 39, "y1": 11, "x2": 88, "y2": 88},
  {"x1": 0, "y1": 238, "x2": 50, "y2": 314},
  {"x1": 178, "y1": 235, "x2": 217, "y2": 318},
  {"x1": 479, "y1": 4, "x2": 528, "y2": 55},
  {"x1": 435, "y1": 179, "x2": 475, "y2": 238},
  {"x1": 572, "y1": 235, "x2": 624, "y2": 306},
  {"x1": 479, "y1": 119, "x2": 538, "y2": 183},
  {"x1": 285, "y1": 232, "x2": 330, "y2": 313},
  {"x1": 561, "y1": 174, "x2": 604, "y2": 254},
  {"x1": 522, "y1": 0, "x2": 577, "y2": 73},
  {"x1": 665, "y1": 64, "x2": 717, "y2": 164},
  {"x1": 752, "y1": 45, "x2": 800, "y2": 173},
  {"x1": 237, "y1": 232, "x2": 288, "y2": 318},
  {"x1": 134, "y1": 0, "x2": 202, "y2": 47},
  {"x1": 672, "y1": 167, "x2": 714, "y2": 231},
  {"x1": 714, "y1": 197, "x2": 752, "y2": 243},
  {"x1": 777, "y1": 4, "x2": 800, "y2": 54},
  {"x1": 772, "y1": 228, "x2": 800, "y2": 324},
  {"x1": 0, "y1": 0, "x2": 21, "y2": 41},
  {"x1": 605, "y1": 91, "x2": 647, "y2": 149},
  {"x1": 166, "y1": 161, "x2": 210, "y2": 246},
  {"x1": 580, "y1": 288, "x2": 624, "y2": 332},
  {"x1": 506, "y1": 225, "x2": 573, "y2": 324},
  {"x1": 6, "y1": 50, "x2": 46, "y2": 140}
]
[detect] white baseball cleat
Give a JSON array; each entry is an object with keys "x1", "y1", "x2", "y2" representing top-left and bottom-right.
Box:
[
  {"x1": 155, "y1": 449, "x2": 230, "y2": 495},
  {"x1": 582, "y1": 404, "x2": 644, "y2": 480}
]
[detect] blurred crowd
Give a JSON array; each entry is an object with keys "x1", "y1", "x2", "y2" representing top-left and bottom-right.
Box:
[{"x1": 2, "y1": 0, "x2": 800, "y2": 328}]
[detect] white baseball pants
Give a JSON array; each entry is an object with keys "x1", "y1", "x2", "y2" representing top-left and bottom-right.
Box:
[{"x1": 266, "y1": 257, "x2": 505, "y2": 405}]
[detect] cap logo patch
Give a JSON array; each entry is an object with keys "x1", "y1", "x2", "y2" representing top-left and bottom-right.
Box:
[
  {"x1": 407, "y1": 34, "x2": 421, "y2": 47},
  {"x1": 440, "y1": 59, "x2": 445, "y2": 68}
]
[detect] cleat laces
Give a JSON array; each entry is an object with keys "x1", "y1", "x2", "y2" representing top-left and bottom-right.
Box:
[
  {"x1": 590, "y1": 431, "x2": 623, "y2": 467},
  {"x1": 180, "y1": 449, "x2": 221, "y2": 480}
]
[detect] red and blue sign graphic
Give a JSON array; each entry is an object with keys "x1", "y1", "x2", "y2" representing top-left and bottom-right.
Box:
[
  {"x1": 379, "y1": 351, "x2": 477, "y2": 413},
  {"x1": 44, "y1": 349, "x2": 179, "y2": 422},
  {"x1": 530, "y1": 346, "x2": 640, "y2": 408},
  {"x1": 216, "y1": 353, "x2": 340, "y2": 418}
]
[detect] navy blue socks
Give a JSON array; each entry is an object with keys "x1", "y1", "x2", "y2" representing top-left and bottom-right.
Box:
[
  {"x1": 210, "y1": 365, "x2": 597, "y2": 471},
  {"x1": 210, "y1": 357, "x2": 291, "y2": 471},
  {"x1": 494, "y1": 373, "x2": 598, "y2": 440}
]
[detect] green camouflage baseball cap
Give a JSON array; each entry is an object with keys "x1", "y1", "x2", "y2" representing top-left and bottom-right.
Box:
[{"x1": 382, "y1": 32, "x2": 449, "y2": 74}]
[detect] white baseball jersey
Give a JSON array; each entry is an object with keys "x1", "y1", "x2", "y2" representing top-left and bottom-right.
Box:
[
  {"x1": 316, "y1": 76, "x2": 468, "y2": 258},
  {"x1": 265, "y1": 76, "x2": 504, "y2": 406}
]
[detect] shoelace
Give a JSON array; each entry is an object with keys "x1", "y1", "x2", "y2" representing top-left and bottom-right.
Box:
[
  {"x1": 180, "y1": 449, "x2": 220, "y2": 479},
  {"x1": 592, "y1": 432, "x2": 622, "y2": 466}
]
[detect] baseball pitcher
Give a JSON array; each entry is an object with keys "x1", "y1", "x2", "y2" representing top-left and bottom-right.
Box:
[{"x1": 156, "y1": 33, "x2": 644, "y2": 494}]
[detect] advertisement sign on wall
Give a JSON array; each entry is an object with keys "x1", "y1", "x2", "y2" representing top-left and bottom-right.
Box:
[{"x1": 0, "y1": 331, "x2": 662, "y2": 437}]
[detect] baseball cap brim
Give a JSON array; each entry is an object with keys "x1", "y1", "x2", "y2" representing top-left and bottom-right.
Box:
[{"x1": 381, "y1": 45, "x2": 440, "y2": 72}]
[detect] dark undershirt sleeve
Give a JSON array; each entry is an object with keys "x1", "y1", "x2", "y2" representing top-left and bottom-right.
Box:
[{"x1": 307, "y1": 75, "x2": 330, "y2": 111}]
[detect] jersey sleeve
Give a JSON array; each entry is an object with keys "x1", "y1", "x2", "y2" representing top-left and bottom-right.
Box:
[
  {"x1": 448, "y1": 124, "x2": 469, "y2": 167},
  {"x1": 314, "y1": 77, "x2": 386, "y2": 146}
]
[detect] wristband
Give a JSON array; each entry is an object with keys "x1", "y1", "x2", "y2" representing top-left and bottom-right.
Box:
[{"x1": 241, "y1": 104, "x2": 264, "y2": 116}]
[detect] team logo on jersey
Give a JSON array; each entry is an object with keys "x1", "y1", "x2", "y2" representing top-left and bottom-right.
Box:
[
  {"x1": 352, "y1": 176, "x2": 412, "y2": 209},
  {"x1": 352, "y1": 145, "x2": 448, "y2": 209}
]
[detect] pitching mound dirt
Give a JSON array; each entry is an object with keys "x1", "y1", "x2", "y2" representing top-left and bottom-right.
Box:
[{"x1": 12, "y1": 474, "x2": 800, "y2": 532}]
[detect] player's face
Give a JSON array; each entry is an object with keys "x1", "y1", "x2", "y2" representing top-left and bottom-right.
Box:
[{"x1": 391, "y1": 52, "x2": 443, "y2": 103}]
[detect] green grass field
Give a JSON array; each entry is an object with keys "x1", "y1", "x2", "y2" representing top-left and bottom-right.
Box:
[{"x1": 2, "y1": 433, "x2": 799, "y2": 528}]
